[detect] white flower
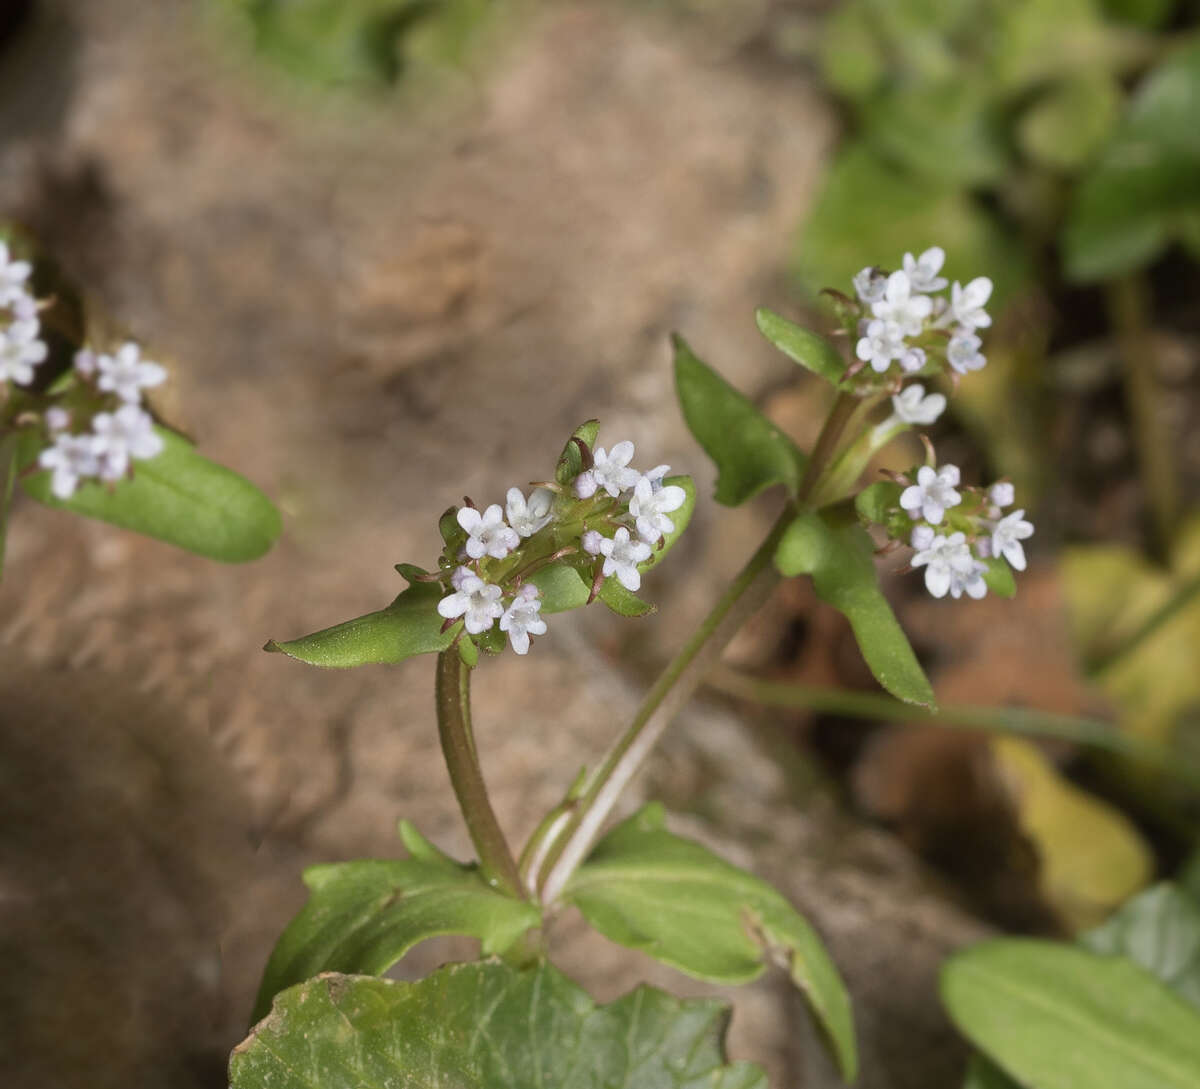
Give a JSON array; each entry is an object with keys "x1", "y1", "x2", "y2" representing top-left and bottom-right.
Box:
[
  {"x1": 871, "y1": 270, "x2": 933, "y2": 336},
  {"x1": 0, "y1": 318, "x2": 47, "y2": 385},
  {"x1": 991, "y1": 509, "x2": 1034, "y2": 572},
  {"x1": 499, "y1": 584, "x2": 547, "y2": 655},
  {"x1": 911, "y1": 531, "x2": 986, "y2": 600},
  {"x1": 437, "y1": 574, "x2": 505, "y2": 635},
  {"x1": 947, "y1": 331, "x2": 986, "y2": 375},
  {"x1": 899, "y1": 346, "x2": 927, "y2": 373},
  {"x1": 73, "y1": 348, "x2": 97, "y2": 376},
  {"x1": 892, "y1": 384, "x2": 946, "y2": 426},
  {"x1": 44, "y1": 406, "x2": 71, "y2": 433},
  {"x1": 10, "y1": 292, "x2": 36, "y2": 322},
  {"x1": 855, "y1": 318, "x2": 905, "y2": 373},
  {"x1": 450, "y1": 565, "x2": 472, "y2": 590},
  {"x1": 853, "y1": 266, "x2": 888, "y2": 305},
  {"x1": 38, "y1": 433, "x2": 100, "y2": 500},
  {"x1": 588, "y1": 441, "x2": 641, "y2": 498},
  {"x1": 900, "y1": 464, "x2": 962, "y2": 525},
  {"x1": 988, "y1": 482, "x2": 1014, "y2": 508},
  {"x1": 505, "y1": 486, "x2": 554, "y2": 538},
  {"x1": 581, "y1": 529, "x2": 604, "y2": 556},
  {"x1": 629, "y1": 475, "x2": 687, "y2": 543},
  {"x1": 457, "y1": 504, "x2": 519, "y2": 560},
  {"x1": 95, "y1": 341, "x2": 167, "y2": 403},
  {"x1": 911, "y1": 525, "x2": 936, "y2": 551},
  {"x1": 0, "y1": 242, "x2": 32, "y2": 307},
  {"x1": 91, "y1": 404, "x2": 164, "y2": 480},
  {"x1": 950, "y1": 278, "x2": 992, "y2": 330},
  {"x1": 598, "y1": 526, "x2": 652, "y2": 592},
  {"x1": 902, "y1": 246, "x2": 948, "y2": 293}
]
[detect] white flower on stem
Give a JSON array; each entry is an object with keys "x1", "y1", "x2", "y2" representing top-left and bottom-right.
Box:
[
  {"x1": 437, "y1": 574, "x2": 504, "y2": 635},
  {"x1": 892, "y1": 384, "x2": 946, "y2": 426},
  {"x1": 450, "y1": 565, "x2": 472, "y2": 590},
  {"x1": 988, "y1": 481, "x2": 1014, "y2": 509},
  {"x1": 899, "y1": 346, "x2": 927, "y2": 373},
  {"x1": 581, "y1": 529, "x2": 604, "y2": 556},
  {"x1": 91, "y1": 404, "x2": 164, "y2": 480},
  {"x1": 912, "y1": 531, "x2": 986, "y2": 600},
  {"x1": 598, "y1": 526, "x2": 652, "y2": 592},
  {"x1": 950, "y1": 278, "x2": 993, "y2": 330},
  {"x1": 505, "y1": 486, "x2": 554, "y2": 538},
  {"x1": 871, "y1": 270, "x2": 933, "y2": 336},
  {"x1": 991, "y1": 509, "x2": 1034, "y2": 571},
  {"x1": 0, "y1": 242, "x2": 32, "y2": 307},
  {"x1": 0, "y1": 318, "x2": 47, "y2": 385},
  {"x1": 457, "y1": 504, "x2": 519, "y2": 560},
  {"x1": 96, "y1": 342, "x2": 167, "y2": 403},
  {"x1": 902, "y1": 246, "x2": 948, "y2": 293},
  {"x1": 900, "y1": 463, "x2": 962, "y2": 525},
  {"x1": 500, "y1": 584, "x2": 547, "y2": 655},
  {"x1": 947, "y1": 331, "x2": 986, "y2": 375},
  {"x1": 588, "y1": 441, "x2": 641, "y2": 498},
  {"x1": 38, "y1": 433, "x2": 100, "y2": 499},
  {"x1": 855, "y1": 318, "x2": 905, "y2": 373},
  {"x1": 629, "y1": 475, "x2": 687, "y2": 543},
  {"x1": 853, "y1": 266, "x2": 888, "y2": 305}
]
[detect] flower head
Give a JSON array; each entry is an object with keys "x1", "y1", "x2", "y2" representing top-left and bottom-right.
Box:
[
  {"x1": 91, "y1": 404, "x2": 164, "y2": 481},
  {"x1": 950, "y1": 278, "x2": 993, "y2": 331},
  {"x1": 902, "y1": 247, "x2": 948, "y2": 293},
  {"x1": 458, "y1": 504, "x2": 519, "y2": 560},
  {"x1": 95, "y1": 342, "x2": 167, "y2": 403},
  {"x1": 598, "y1": 526, "x2": 652, "y2": 592},
  {"x1": 855, "y1": 318, "x2": 905, "y2": 374},
  {"x1": 629, "y1": 475, "x2": 686, "y2": 543},
  {"x1": 38, "y1": 433, "x2": 100, "y2": 500},
  {"x1": 505, "y1": 486, "x2": 554, "y2": 538},
  {"x1": 988, "y1": 481, "x2": 1014, "y2": 509},
  {"x1": 0, "y1": 317, "x2": 47, "y2": 385},
  {"x1": 947, "y1": 332, "x2": 986, "y2": 376},
  {"x1": 853, "y1": 266, "x2": 888, "y2": 305},
  {"x1": 499, "y1": 584, "x2": 547, "y2": 655},
  {"x1": 871, "y1": 270, "x2": 933, "y2": 336},
  {"x1": 437, "y1": 574, "x2": 504, "y2": 635},
  {"x1": 900, "y1": 463, "x2": 962, "y2": 525},
  {"x1": 911, "y1": 531, "x2": 986, "y2": 600},
  {"x1": 0, "y1": 242, "x2": 32, "y2": 308},
  {"x1": 587, "y1": 441, "x2": 641, "y2": 498},
  {"x1": 991, "y1": 509, "x2": 1034, "y2": 571},
  {"x1": 892, "y1": 384, "x2": 946, "y2": 426}
]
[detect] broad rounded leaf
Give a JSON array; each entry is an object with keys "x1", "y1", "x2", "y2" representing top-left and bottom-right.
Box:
[
  {"x1": 1081, "y1": 883, "x2": 1200, "y2": 1009},
  {"x1": 265, "y1": 582, "x2": 453, "y2": 667},
  {"x1": 942, "y1": 939, "x2": 1200, "y2": 1089},
  {"x1": 19, "y1": 426, "x2": 280, "y2": 563},
  {"x1": 755, "y1": 308, "x2": 847, "y2": 388},
  {"x1": 234, "y1": 961, "x2": 766, "y2": 1089},
  {"x1": 530, "y1": 562, "x2": 591, "y2": 613},
  {"x1": 775, "y1": 511, "x2": 935, "y2": 708},
  {"x1": 564, "y1": 803, "x2": 857, "y2": 1083},
  {"x1": 251, "y1": 837, "x2": 541, "y2": 1022},
  {"x1": 673, "y1": 334, "x2": 805, "y2": 506}
]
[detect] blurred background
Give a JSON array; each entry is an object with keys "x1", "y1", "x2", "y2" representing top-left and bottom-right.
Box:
[{"x1": 1, "y1": 1, "x2": 1198, "y2": 1086}]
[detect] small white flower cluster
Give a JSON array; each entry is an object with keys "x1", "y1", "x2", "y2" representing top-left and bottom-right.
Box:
[
  {"x1": 38, "y1": 343, "x2": 167, "y2": 499},
  {"x1": 896, "y1": 462, "x2": 1034, "y2": 600},
  {"x1": 0, "y1": 242, "x2": 47, "y2": 387},
  {"x1": 852, "y1": 246, "x2": 993, "y2": 379},
  {"x1": 436, "y1": 438, "x2": 687, "y2": 657}
]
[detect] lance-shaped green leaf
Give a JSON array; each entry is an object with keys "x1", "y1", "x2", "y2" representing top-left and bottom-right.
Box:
[
  {"x1": 18, "y1": 426, "x2": 280, "y2": 562},
  {"x1": 234, "y1": 960, "x2": 766, "y2": 1089},
  {"x1": 250, "y1": 828, "x2": 541, "y2": 1023},
  {"x1": 942, "y1": 939, "x2": 1200, "y2": 1089},
  {"x1": 755, "y1": 308, "x2": 847, "y2": 388},
  {"x1": 555, "y1": 419, "x2": 600, "y2": 486},
  {"x1": 1081, "y1": 883, "x2": 1200, "y2": 1010},
  {"x1": 776, "y1": 511, "x2": 935, "y2": 708},
  {"x1": 674, "y1": 334, "x2": 805, "y2": 506},
  {"x1": 563, "y1": 803, "x2": 856, "y2": 1083},
  {"x1": 265, "y1": 581, "x2": 453, "y2": 667}
]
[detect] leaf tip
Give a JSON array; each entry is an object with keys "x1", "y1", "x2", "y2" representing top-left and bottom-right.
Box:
[{"x1": 263, "y1": 639, "x2": 282, "y2": 654}]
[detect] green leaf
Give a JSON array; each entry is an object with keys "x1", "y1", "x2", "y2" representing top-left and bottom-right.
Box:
[
  {"x1": 1018, "y1": 73, "x2": 1121, "y2": 172},
  {"x1": 673, "y1": 334, "x2": 805, "y2": 506},
  {"x1": 555, "y1": 419, "x2": 600, "y2": 487},
  {"x1": 1099, "y1": 0, "x2": 1176, "y2": 27},
  {"x1": 564, "y1": 803, "x2": 857, "y2": 1083},
  {"x1": 854, "y1": 480, "x2": 902, "y2": 525},
  {"x1": 457, "y1": 633, "x2": 479, "y2": 667},
  {"x1": 18, "y1": 426, "x2": 280, "y2": 563},
  {"x1": 234, "y1": 960, "x2": 766, "y2": 1089},
  {"x1": 265, "y1": 582, "x2": 453, "y2": 667},
  {"x1": 775, "y1": 511, "x2": 935, "y2": 707},
  {"x1": 1064, "y1": 40, "x2": 1200, "y2": 281},
  {"x1": 529, "y1": 562, "x2": 591, "y2": 613},
  {"x1": 1081, "y1": 883, "x2": 1200, "y2": 1010},
  {"x1": 250, "y1": 833, "x2": 541, "y2": 1022},
  {"x1": 941, "y1": 939, "x2": 1200, "y2": 1089},
  {"x1": 598, "y1": 579, "x2": 656, "y2": 617},
  {"x1": 754, "y1": 308, "x2": 847, "y2": 388},
  {"x1": 982, "y1": 556, "x2": 1017, "y2": 599},
  {"x1": 963, "y1": 1054, "x2": 1023, "y2": 1089}
]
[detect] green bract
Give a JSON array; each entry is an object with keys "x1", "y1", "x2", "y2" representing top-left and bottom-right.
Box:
[
  {"x1": 754, "y1": 308, "x2": 848, "y2": 389},
  {"x1": 233, "y1": 961, "x2": 766, "y2": 1089},
  {"x1": 250, "y1": 820, "x2": 540, "y2": 1022},
  {"x1": 564, "y1": 803, "x2": 857, "y2": 1083},
  {"x1": 18, "y1": 426, "x2": 280, "y2": 563}
]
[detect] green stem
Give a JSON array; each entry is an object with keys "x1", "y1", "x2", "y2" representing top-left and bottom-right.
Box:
[
  {"x1": 1108, "y1": 274, "x2": 1178, "y2": 556},
  {"x1": 434, "y1": 650, "x2": 524, "y2": 898},
  {"x1": 535, "y1": 391, "x2": 861, "y2": 904},
  {"x1": 706, "y1": 666, "x2": 1200, "y2": 790}
]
